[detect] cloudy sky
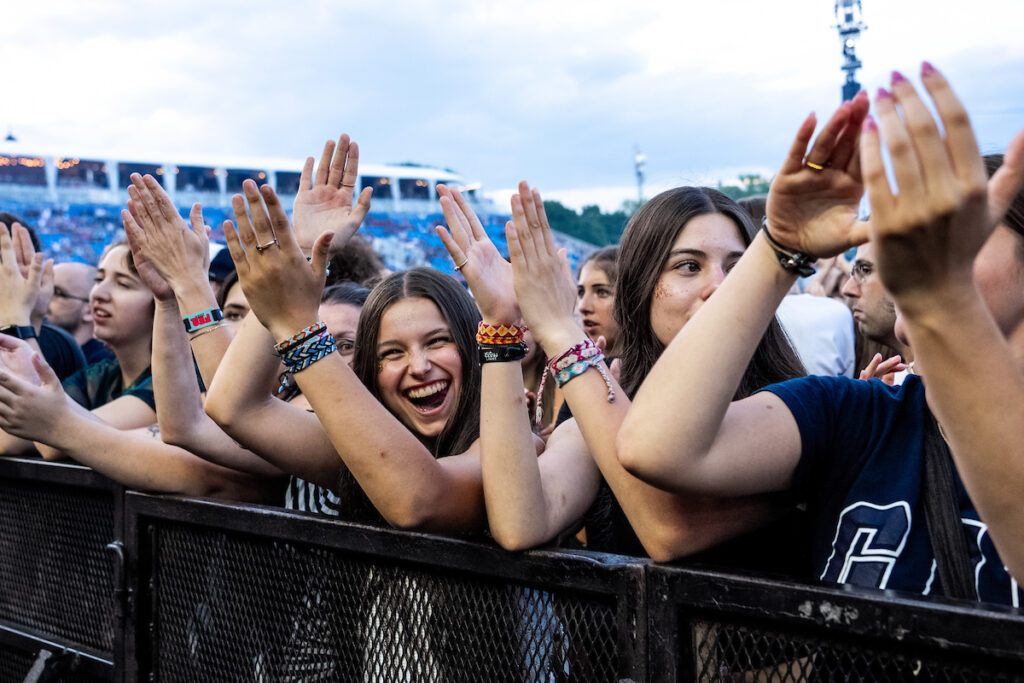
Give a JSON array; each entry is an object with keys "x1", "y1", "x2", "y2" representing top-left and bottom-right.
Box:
[{"x1": 3, "y1": 0, "x2": 1022, "y2": 210}]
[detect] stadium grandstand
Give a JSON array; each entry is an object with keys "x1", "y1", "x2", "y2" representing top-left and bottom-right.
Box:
[{"x1": 0, "y1": 143, "x2": 595, "y2": 271}]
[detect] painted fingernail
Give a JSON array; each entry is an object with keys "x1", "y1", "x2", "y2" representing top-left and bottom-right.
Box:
[
  {"x1": 921, "y1": 61, "x2": 936, "y2": 77},
  {"x1": 890, "y1": 70, "x2": 907, "y2": 85},
  {"x1": 863, "y1": 115, "x2": 878, "y2": 132},
  {"x1": 876, "y1": 87, "x2": 891, "y2": 100}
]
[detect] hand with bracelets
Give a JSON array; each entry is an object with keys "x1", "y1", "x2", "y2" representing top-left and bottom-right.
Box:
[
  {"x1": 765, "y1": 89, "x2": 872, "y2": 265},
  {"x1": 436, "y1": 183, "x2": 521, "y2": 327},
  {"x1": 505, "y1": 182, "x2": 614, "y2": 420},
  {"x1": 223, "y1": 180, "x2": 331, "y2": 346}
]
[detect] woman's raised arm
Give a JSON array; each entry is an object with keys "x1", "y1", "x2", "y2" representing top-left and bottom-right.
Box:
[{"x1": 618, "y1": 94, "x2": 871, "y2": 497}]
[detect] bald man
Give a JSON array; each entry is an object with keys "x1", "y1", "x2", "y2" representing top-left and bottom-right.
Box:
[{"x1": 48, "y1": 262, "x2": 112, "y2": 364}]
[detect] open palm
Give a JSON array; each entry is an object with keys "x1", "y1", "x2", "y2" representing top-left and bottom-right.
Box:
[{"x1": 292, "y1": 134, "x2": 372, "y2": 254}]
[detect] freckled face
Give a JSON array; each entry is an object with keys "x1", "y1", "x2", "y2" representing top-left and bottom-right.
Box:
[
  {"x1": 649, "y1": 214, "x2": 746, "y2": 346},
  {"x1": 375, "y1": 297, "x2": 462, "y2": 439}
]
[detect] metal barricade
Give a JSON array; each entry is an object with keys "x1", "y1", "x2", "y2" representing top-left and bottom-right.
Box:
[
  {"x1": 124, "y1": 493, "x2": 647, "y2": 682},
  {"x1": 0, "y1": 457, "x2": 122, "y2": 682},
  {"x1": 647, "y1": 563, "x2": 1024, "y2": 681}
]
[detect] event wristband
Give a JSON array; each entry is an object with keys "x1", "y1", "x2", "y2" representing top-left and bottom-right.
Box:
[
  {"x1": 479, "y1": 342, "x2": 528, "y2": 364},
  {"x1": 183, "y1": 308, "x2": 224, "y2": 333}
]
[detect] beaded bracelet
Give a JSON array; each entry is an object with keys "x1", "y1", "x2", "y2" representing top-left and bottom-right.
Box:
[
  {"x1": 279, "y1": 330, "x2": 337, "y2": 373},
  {"x1": 535, "y1": 338, "x2": 616, "y2": 425},
  {"x1": 183, "y1": 307, "x2": 224, "y2": 333},
  {"x1": 274, "y1": 322, "x2": 328, "y2": 354},
  {"x1": 476, "y1": 322, "x2": 527, "y2": 346},
  {"x1": 761, "y1": 217, "x2": 816, "y2": 277}
]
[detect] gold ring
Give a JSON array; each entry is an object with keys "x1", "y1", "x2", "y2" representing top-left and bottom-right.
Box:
[
  {"x1": 255, "y1": 238, "x2": 279, "y2": 253},
  {"x1": 804, "y1": 160, "x2": 826, "y2": 171},
  {"x1": 341, "y1": 183, "x2": 355, "y2": 188},
  {"x1": 453, "y1": 258, "x2": 469, "y2": 272}
]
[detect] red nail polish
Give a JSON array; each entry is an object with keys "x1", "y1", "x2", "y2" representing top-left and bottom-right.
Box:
[
  {"x1": 891, "y1": 70, "x2": 907, "y2": 85},
  {"x1": 876, "y1": 87, "x2": 891, "y2": 100},
  {"x1": 863, "y1": 115, "x2": 878, "y2": 132},
  {"x1": 921, "y1": 61, "x2": 936, "y2": 77}
]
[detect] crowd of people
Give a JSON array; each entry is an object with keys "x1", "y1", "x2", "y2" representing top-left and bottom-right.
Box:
[{"x1": 1, "y1": 64, "x2": 1022, "y2": 614}]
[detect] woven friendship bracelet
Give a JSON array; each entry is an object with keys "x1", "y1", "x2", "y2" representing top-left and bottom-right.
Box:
[
  {"x1": 274, "y1": 322, "x2": 328, "y2": 354},
  {"x1": 476, "y1": 322, "x2": 527, "y2": 346},
  {"x1": 535, "y1": 338, "x2": 616, "y2": 425},
  {"x1": 183, "y1": 307, "x2": 224, "y2": 333},
  {"x1": 280, "y1": 330, "x2": 337, "y2": 373}
]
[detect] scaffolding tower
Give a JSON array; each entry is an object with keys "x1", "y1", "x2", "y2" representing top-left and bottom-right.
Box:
[{"x1": 834, "y1": 0, "x2": 867, "y2": 101}]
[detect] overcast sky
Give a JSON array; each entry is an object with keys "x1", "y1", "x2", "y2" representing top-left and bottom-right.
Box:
[{"x1": 3, "y1": 0, "x2": 1022, "y2": 210}]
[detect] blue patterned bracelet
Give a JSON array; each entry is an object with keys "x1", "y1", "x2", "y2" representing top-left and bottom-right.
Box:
[{"x1": 280, "y1": 331, "x2": 337, "y2": 373}]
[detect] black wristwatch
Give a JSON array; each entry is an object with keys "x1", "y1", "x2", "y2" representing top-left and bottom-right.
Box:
[{"x1": 0, "y1": 325, "x2": 37, "y2": 340}]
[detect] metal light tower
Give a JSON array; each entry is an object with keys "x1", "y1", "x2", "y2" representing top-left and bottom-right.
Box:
[
  {"x1": 633, "y1": 147, "x2": 646, "y2": 203},
  {"x1": 834, "y1": 0, "x2": 867, "y2": 101}
]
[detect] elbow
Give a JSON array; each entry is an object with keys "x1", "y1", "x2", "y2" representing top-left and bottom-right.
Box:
[
  {"x1": 637, "y1": 523, "x2": 707, "y2": 564},
  {"x1": 490, "y1": 526, "x2": 541, "y2": 553},
  {"x1": 203, "y1": 394, "x2": 238, "y2": 434}
]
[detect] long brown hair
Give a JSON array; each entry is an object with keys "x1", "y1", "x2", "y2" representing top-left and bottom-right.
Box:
[{"x1": 616, "y1": 186, "x2": 804, "y2": 398}]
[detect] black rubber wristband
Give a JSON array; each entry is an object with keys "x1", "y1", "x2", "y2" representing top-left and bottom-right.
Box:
[
  {"x1": 0, "y1": 325, "x2": 36, "y2": 340},
  {"x1": 761, "y1": 217, "x2": 817, "y2": 278},
  {"x1": 479, "y1": 343, "x2": 528, "y2": 363}
]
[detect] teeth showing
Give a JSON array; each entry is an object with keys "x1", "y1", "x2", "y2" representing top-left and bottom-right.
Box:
[{"x1": 406, "y1": 381, "x2": 448, "y2": 400}]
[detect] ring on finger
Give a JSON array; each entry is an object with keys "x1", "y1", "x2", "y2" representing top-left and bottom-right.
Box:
[
  {"x1": 804, "y1": 159, "x2": 828, "y2": 172},
  {"x1": 341, "y1": 183, "x2": 355, "y2": 188},
  {"x1": 255, "y1": 238, "x2": 279, "y2": 253},
  {"x1": 454, "y1": 258, "x2": 469, "y2": 272}
]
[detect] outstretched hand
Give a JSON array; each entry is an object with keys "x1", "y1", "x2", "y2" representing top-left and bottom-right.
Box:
[
  {"x1": 505, "y1": 182, "x2": 580, "y2": 353},
  {"x1": 436, "y1": 184, "x2": 519, "y2": 324},
  {"x1": 0, "y1": 226, "x2": 48, "y2": 327},
  {"x1": 123, "y1": 174, "x2": 211, "y2": 296},
  {"x1": 223, "y1": 180, "x2": 329, "y2": 340},
  {"x1": 861, "y1": 64, "x2": 1024, "y2": 305},
  {"x1": 123, "y1": 211, "x2": 175, "y2": 302},
  {"x1": 292, "y1": 134, "x2": 373, "y2": 256},
  {"x1": 0, "y1": 337, "x2": 68, "y2": 442},
  {"x1": 767, "y1": 90, "x2": 871, "y2": 258}
]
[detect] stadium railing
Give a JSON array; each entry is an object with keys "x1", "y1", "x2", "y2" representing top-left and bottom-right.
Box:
[{"x1": 2, "y1": 456, "x2": 1023, "y2": 682}]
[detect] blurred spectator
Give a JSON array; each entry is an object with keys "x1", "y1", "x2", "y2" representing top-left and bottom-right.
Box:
[{"x1": 49, "y1": 262, "x2": 113, "y2": 364}]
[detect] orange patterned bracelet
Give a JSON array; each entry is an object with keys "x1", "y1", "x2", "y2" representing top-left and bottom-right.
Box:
[{"x1": 476, "y1": 322, "x2": 527, "y2": 345}]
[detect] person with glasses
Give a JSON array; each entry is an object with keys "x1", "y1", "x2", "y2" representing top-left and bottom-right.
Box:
[
  {"x1": 841, "y1": 242, "x2": 913, "y2": 383},
  {"x1": 49, "y1": 262, "x2": 114, "y2": 364}
]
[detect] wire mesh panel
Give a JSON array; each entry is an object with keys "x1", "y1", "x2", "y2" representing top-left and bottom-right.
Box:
[
  {"x1": 648, "y1": 565, "x2": 1024, "y2": 682},
  {"x1": 0, "y1": 474, "x2": 117, "y2": 655},
  {"x1": 0, "y1": 641, "x2": 36, "y2": 683},
  {"x1": 688, "y1": 616, "x2": 1024, "y2": 682},
  {"x1": 141, "y1": 518, "x2": 629, "y2": 682}
]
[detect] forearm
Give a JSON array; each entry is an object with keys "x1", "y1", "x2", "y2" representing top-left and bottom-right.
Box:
[
  {"x1": 899, "y1": 284, "x2": 1024, "y2": 580},
  {"x1": 152, "y1": 299, "x2": 208, "y2": 442},
  {"x1": 0, "y1": 428, "x2": 36, "y2": 455},
  {"x1": 42, "y1": 414, "x2": 265, "y2": 499},
  {"x1": 619, "y1": 232, "x2": 796, "y2": 487},
  {"x1": 173, "y1": 281, "x2": 232, "y2": 387},
  {"x1": 204, "y1": 312, "x2": 282, "y2": 424},
  {"x1": 480, "y1": 361, "x2": 557, "y2": 548}
]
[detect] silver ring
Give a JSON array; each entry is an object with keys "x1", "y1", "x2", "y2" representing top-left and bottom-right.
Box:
[{"x1": 255, "y1": 238, "x2": 279, "y2": 253}]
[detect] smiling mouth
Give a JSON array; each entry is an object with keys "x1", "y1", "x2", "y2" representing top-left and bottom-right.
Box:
[{"x1": 404, "y1": 380, "x2": 450, "y2": 412}]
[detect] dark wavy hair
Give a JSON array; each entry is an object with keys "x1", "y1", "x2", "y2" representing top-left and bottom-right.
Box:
[{"x1": 615, "y1": 186, "x2": 805, "y2": 399}]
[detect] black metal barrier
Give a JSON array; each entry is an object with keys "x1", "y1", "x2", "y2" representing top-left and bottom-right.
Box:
[
  {"x1": 3, "y1": 457, "x2": 1024, "y2": 682},
  {"x1": 0, "y1": 458, "x2": 121, "y2": 682}
]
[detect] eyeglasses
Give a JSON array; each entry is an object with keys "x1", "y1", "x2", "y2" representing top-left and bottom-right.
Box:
[
  {"x1": 52, "y1": 287, "x2": 90, "y2": 303},
  {"x1": 850, "y1": 260, "x2": 874, "y2": 284}
]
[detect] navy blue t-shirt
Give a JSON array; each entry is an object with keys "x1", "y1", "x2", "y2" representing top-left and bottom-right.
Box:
[{"x1": 761, "y1": 374, "x2": 1020, "y2": 607}]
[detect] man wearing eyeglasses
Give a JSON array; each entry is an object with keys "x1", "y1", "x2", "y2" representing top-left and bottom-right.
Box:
[
  {"x1": 841, "y1": 242, "x2": 914, "y2": 382},
  {"x1": 48, "y1": 262, "x2": 112, "y2": 364}
]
